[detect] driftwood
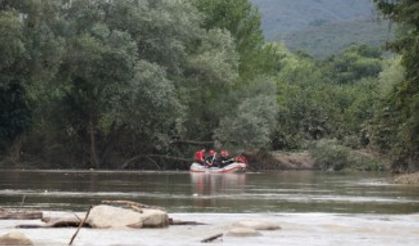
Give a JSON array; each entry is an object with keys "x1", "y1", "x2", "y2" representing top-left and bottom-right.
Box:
[
  {"x1": 0, "y1": 209, "x2": 42, "y2": 220},
  {"x1": 201, "y1": 233, "x2": 223, "y2": 243},
  {"x1": 15, "y1": 224, "x2": 45, "y2": 229},
  {"x1": 169, "y1": 218, "x2": 207, "y2": 226},
  {"x1": 69, "y1": 206, "x2": 92, "y2": 245},
  {"x1": 101, "y1": 200, "x2": 166, "y2": 212},
  {"x1": 16, "y1": 214, "x2": 90, "y2": 229}
]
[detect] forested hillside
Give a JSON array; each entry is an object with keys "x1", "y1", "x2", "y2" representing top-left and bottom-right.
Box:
[
  {"x1": 251, "y1": 0, "x2": 392, "y2": 57},
  {"x1": 278, "y1": 19, "x2": 393, "y2": 58},
  {"x1": 0, "y1": 0, "x2": 417, "y2": 172}
]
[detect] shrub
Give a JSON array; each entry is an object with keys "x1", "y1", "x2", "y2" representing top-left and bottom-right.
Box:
[
  {"x1": 348, "y1": 152, "x2": 384, "y2": 171},
  {"x1": 310, "y1": 139, "x2": 350, "y2": 171},
  {"x1": 311, "y1": 139, "x2": 385, "y2": 171}
]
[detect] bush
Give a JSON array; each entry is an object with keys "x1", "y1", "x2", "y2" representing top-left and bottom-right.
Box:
[
  {"x1": 310, "y1": 139, "x2": 385, "y2": 171},
  {"x1": 310, "y1": 139, "x2": 350, "y2": 171},
  {"x1": 348, "y1": 152, "x2": 384, "y2": 171}
]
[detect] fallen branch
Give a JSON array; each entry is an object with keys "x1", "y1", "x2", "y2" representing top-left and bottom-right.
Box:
[
  {"x1": 69, "y1": 206, "x2": 92, "y2": 245},
  {"x1": 15, "y1": 224, "x2": 45, "y2": 229},
  {"x1": 201, "y1": 233, "x2": 223, "y2": 243},
  {"x1": 145, "y1": 156, "x2": 162, "y2": 170},
  {"x1": 17, "y1": 217, "x2": 86, "y2": 229}
]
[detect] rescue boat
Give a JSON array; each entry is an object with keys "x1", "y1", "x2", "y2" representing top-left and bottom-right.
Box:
[{"x1": 189, "y1": 162, "x2": 247, "y2": 173}]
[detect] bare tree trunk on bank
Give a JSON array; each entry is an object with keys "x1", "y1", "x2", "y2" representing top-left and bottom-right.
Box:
[
  {"x1": 89, "y1": 114, "x2": 99, "y2": 169},
  {"x1": 8, "y1": 134, "x2": 24, "y2": 165}
]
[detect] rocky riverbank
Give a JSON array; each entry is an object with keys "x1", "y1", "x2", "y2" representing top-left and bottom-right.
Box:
[{"x1": 1, "y1": 212, "x2": 419, "y2": 245}]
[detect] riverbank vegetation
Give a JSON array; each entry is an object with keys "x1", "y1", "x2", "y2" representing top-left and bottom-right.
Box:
[{"x1": 0, "y1": 0, "x2": 417, "y2": 172}]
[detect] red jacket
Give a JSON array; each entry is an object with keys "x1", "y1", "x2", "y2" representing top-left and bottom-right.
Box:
[{"x1": 194, "y1": 150, "x2": 205, "y2": 162}]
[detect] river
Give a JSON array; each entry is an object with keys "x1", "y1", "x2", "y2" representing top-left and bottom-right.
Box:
[{"x1": 1, "y1": 170, "x2": 418, "y2": 245}]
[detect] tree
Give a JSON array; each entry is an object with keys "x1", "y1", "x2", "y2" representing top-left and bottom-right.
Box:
[
  {"x1": 372, "y1": 0, "x2": 419, "y2": 171},
  {"x1": 323, "y1": 44, "x2": 383, "y2": 84},
  {"x1": 57, "y1": 1, "x2": 138, "y2": 168},
  {"x1": 0, "y1": 10, "x2": 30, "y2": 156},
  {"x1": 215, "y1": 77, "x2": 277, "y2": 149},
  {"x1": 193, "y1": 0, "x2": 267, "y2": 79}
]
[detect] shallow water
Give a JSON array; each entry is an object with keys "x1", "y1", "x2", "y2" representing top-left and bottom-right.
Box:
[
  {"x1": 2, "y1": 213, "x2": 419, "y2": 245},
  {"x1": 1, "y1": 170, "x2": 418, "y2": 214}
]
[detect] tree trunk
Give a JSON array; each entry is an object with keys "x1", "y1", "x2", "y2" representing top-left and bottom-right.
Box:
[
  {"x1": 89, "y1": 114, "x2": 99, "y2": 169},
  {"x1": 8, "y1": 134, "x2": 24, "y2": 165}
]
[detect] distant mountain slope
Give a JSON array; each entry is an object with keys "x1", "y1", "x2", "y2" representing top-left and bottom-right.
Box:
[
  {"x1": 279, "y1": 19, "x2": 393, "y2": 58},
  {"x1": 251, "y1": 0, "x2": 392, "y2": 57}
]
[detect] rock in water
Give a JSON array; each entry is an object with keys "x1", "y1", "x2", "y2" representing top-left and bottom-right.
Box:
[
  {"x1": 87, "y1": 205, "x2": 144, "y2": 228},
  {"x1": 0, "y1": 231, "x2": 33, "y2": 245},
  {"x1": 226, "y1": 227, "x2": 262, "y2": 237},
  {"x1": 232, "y1": 220, "x2": 281, "y2": 230},
  {"x1": 86, "y1": 205, "x2": 169, "y2": 229}
]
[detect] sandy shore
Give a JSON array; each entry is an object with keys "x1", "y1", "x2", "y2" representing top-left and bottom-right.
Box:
[{"x1": 1, "y1": 212, "x2": 419, "y2": 245}]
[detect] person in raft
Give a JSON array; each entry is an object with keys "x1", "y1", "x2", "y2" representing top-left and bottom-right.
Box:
[
  {"x1": 220, "y1": 149, "x2": 234, "y2": 167},
  {"x1": 193, "y1": 148, "x2": 206, "y2": 166},
  {"x1": 205, "y1": 149, "x2": 217, "y2": 167}
]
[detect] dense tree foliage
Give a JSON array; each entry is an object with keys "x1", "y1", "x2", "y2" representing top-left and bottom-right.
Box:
[
  {"x1": 371, "y1": 0, "x2": 419, "y2": 171},
  {"x1": 0, "y1": 0, "x2": 414, "y2": 171}
]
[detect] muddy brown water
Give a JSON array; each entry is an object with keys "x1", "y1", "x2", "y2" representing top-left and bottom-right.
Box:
[{"x1": 0, "y1": 170, "x2": 418, "y2": 214}]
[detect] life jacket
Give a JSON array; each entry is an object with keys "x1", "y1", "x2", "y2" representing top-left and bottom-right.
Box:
[
  {"x1": 194, "y1": 149, "x2": 205, "y2": 162},
  {"x1": 205, "y1": 149, "x2": 217, "y2": 165}
]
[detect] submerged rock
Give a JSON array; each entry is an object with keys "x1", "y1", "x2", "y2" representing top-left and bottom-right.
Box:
[
  {"x1": 232, "y1": 220, "x2": 281, "y2": 230},
  {"x1": 226, "y1": 227, "x2": 262, "y2": 237},
  {"x1": 0, "y1": 231, "x2": 33, "y2": 245}
]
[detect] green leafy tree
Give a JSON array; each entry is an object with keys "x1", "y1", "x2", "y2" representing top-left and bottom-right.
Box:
[
  {"x1": 372, "y1": 0, "x2": 419, "y2": 171},
  {"x1": 58, "y1": 1, "x2": 138, "y2": 168},
  {"x1": 215, "y1": 77, "x2": 277, "y2": 149},
  {"x1": 323, "y1": 44, "x2": 383, "y2": 84},
  {"x1": 193, "y1": 0, "x2": 269, "y2": 79},
  {"x1": 0, "y1": 10, "x2": 30, "y2": 156}
]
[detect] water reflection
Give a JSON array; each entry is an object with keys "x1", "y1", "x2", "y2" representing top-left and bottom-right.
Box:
[
  {"x1": 190, "y1": 173, "x2": 247, "y2": 195},
  {"x1": 191, "y1": 173, "x2": 246, "y2": 196},
  {"x1": 1, "y1": 170, "x2": 419, "y2": 213},
  {"x1": 190, "y1": 173, "x2": 247, "y2": 208}
]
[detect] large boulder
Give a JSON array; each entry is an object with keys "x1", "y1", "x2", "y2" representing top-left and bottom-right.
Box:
[
  {"x1": 86, "y1": 205, "x2": 168, "y2": 229},
  {"x1": 87, "y1": 205, "x2": 143, "y2": 228},
  {"x1": 0, "y1": 231, "x2": 33, "y2": 245},
  {"x1": 226, "y1": 227, "x2": 262, "y2": 237},
  {"x1": 232, "y1": 220, "x2": 281, "y2": 230}
]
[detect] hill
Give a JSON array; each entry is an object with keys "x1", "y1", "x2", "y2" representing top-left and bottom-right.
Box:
[
  {"x1": 250, "y1": 0, "x2": 393, "y2": 57},
  {"x1": 278, "y1": 18, "x2": 393, "y2": 58}
]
